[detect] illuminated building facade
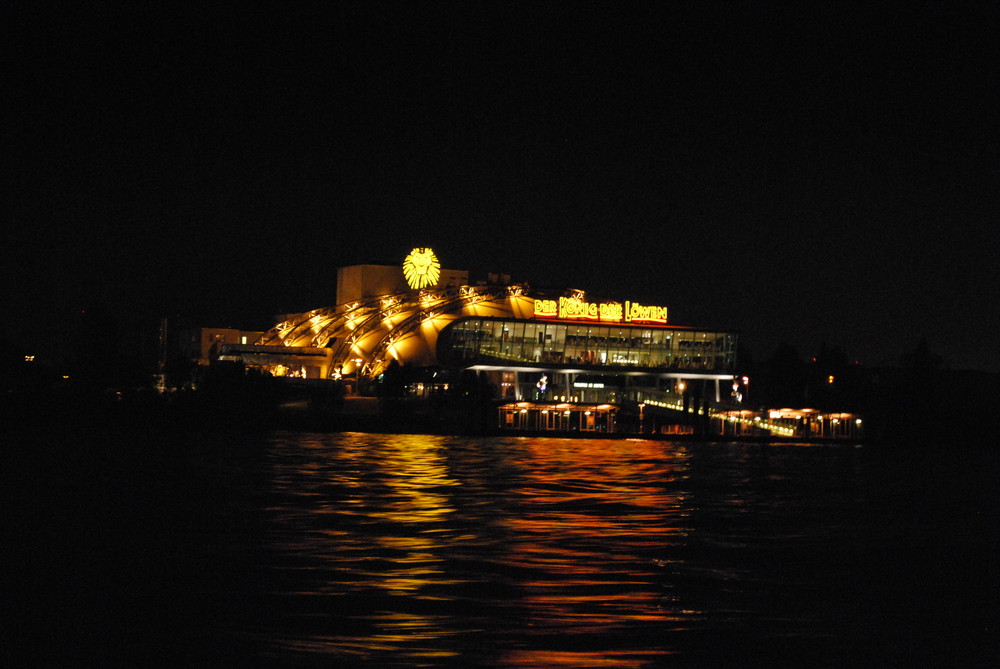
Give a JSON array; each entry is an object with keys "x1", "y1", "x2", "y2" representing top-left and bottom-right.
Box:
[{"x1": 220, "y1": 249, "x2": 741, "y2": 411}]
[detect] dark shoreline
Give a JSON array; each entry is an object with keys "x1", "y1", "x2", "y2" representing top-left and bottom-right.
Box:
[{"x1": 6, "y1": 387, "x2": 997, "y2": 449}]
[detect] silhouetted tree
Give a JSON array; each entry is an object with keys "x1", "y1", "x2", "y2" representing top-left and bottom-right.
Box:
[
  {"x1": 379, "y1": 359, "x2": 405, "y2": 398},
  {"x1": 873, "y1": 336, "x2": 948, "y2": 444},
  {"x1": 759, "y1": 342, "x2": 807, "y2": 407},
  {"x1": 901, "y1": 336, "x2": 943, "y2": 371}
]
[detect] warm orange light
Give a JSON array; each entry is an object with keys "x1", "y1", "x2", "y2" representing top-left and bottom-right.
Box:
[
  {"x1": 534, "y1": 296, "x2": 667, "y2": 324},
  {"x1": 624, "y1": 300, "x2": 667, "y2": 324},
  {"x1": 533, "y1": 298, "x2": 558, "y2": 317},
  {"x1": 559, "y1": 295, "x2": 600, "y2": 320},
  {"x1": 600, "y1": 301, "x2": 623, "y2": 321}
]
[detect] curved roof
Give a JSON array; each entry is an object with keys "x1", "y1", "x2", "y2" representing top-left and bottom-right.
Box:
[{"x1": 257, "y1": 284, "x2": 534, "y2": 378}]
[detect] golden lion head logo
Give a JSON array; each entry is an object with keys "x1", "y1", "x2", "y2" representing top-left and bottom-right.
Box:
[{"x1": 403, "y1": 247, "x2": 441, "y2": 289}]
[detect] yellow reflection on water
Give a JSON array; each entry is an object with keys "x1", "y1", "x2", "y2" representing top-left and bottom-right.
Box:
[
  {"x1": 375, "y1": 434, "x2": 458, "y2": 525},
  {"x1": 336, "y1": 435, "x2": 466, "y2": 594},
  {"x1": 266, "y1": 433, "x2": 700, "y2": 665},
  {"x1": 268, "y1": 433, "x2": 473, "y2": 656}
]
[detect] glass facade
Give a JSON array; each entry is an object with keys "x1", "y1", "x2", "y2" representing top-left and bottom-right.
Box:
[{"x1": 440, "y1": 318, "x2": 737, "y2": 372}]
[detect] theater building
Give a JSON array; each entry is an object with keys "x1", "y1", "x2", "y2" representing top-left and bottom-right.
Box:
[{"x1": 220, "y1": 248, "x2": 744, "y2": 430}]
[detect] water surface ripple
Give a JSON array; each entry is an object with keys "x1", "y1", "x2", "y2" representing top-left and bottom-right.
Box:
[
  {"x1": 12, "y1": 430, "x2": 997, "y2": 667},
  {"x1": 235, "y1": 433, "x2": 998, "y2": 667}
]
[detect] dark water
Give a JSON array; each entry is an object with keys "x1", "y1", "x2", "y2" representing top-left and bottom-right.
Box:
[{"x1": 7, "y1": 431, "x2": 999, "y2": 667}]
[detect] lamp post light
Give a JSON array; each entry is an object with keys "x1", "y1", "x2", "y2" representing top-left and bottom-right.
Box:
[{"x1": 639, "y1": 402, "x2": 646, "y2": 434}]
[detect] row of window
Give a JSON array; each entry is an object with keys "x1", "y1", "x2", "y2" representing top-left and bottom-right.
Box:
[{"x1": 441, "y1": 318, "x2": 737, "y2": 371}]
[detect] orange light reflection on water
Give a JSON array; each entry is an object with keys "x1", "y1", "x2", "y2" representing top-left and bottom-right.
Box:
[
  {"x1": 495, "y1": 438, "x2": 695, "y2": 666},
  {"x1": 498, "y1": 648, "x2": 672, "y2": 668},
  {"x1": 266, "y1": 433, "x2": 700, "y2": 665}
]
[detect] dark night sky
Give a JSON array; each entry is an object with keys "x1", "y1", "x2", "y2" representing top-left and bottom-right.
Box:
[{"x1": 5, "y1": 1, "x2": 999, "y2": 371}]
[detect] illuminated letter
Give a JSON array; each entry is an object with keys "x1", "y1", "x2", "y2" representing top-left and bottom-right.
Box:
[
  {"x1": 559, "y1": 296, "x2": 599, "y2": 320},
  {"x1": 600, "y1": 302, "x2": 623, "y2": 322},
  {"x1": 625, "y1": 301, "x2": 668, "y2": 324},
  {"x1": 534, "y1": 299, "x2": 558, "y2": 318}
]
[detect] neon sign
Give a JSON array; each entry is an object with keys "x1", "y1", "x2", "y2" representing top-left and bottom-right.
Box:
[
  {"x1": 558, "y1": 296, "x2": 599, "y2": 320},
  {"x1": 624, "y1": 301, "x2": 667, "y2": 324},
  {"x1": 533, "y1": 297, "x2": 667, "y2": 324},
  {"x1": 601, "y1": 302, "x2": 623, "y2": 321},
  {"x1": 403, "y1": 247, "x2": 441, "y2": 289},
  {"x1": 534, "y1": 299, "x2": 558, "y2": 318}
]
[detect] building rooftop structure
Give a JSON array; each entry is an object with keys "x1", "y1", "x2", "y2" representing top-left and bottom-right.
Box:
[{"x1": 220, "y1": 247, "x2": 744, "y2": 410}]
